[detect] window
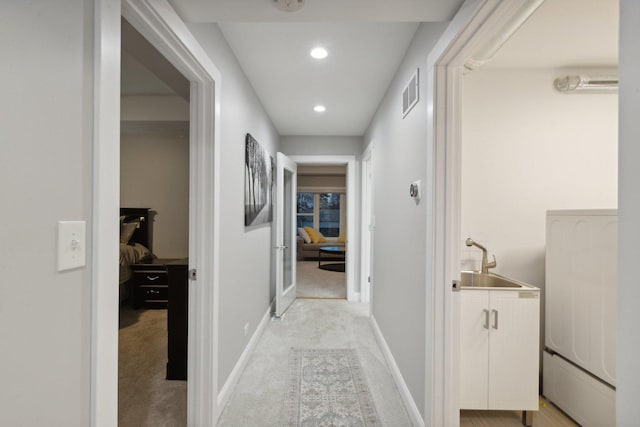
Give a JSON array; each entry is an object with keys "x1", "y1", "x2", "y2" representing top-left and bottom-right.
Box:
[
  {"x1": 296, "y1": 191, "x2": 345, "y2": 238},
  {"x1": 319, "y1": 193, "x2": 340, "y2": 236},
  {"x1": 296, "y1": 192, "x2": 314, "y2": 229}
]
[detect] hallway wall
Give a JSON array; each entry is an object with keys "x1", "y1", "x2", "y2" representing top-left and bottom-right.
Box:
[
  {"x1": 363, "y1": 22, "x2": 448, "y2": 419},
  {"x1": 0, "y1": 1, "x2": 94, "y2": 425},
  {"x1": 186, "y1": 23, "x2": 281, "y2": 394}
]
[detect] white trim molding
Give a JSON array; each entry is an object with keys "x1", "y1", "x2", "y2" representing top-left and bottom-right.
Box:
[
  {"x1": 92, "y1": 1, "x2": 121, "y2": 425},
  {"x1": 289, "y1": 155, "x2": 359, "y2": 302},
  {"x1": 370, "y1": 315, "x2": 423, "y2": 426},
  {"x1": 94, "y1": 0, "x2": 222, "y2": 425}
]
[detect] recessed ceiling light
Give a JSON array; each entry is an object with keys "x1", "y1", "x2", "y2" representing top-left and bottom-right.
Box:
[
  {"x1": 272, "y1": 0, "x2": 304, "y2": 12},
  {"x1": 314, "y1": 105, "x2": 326, "y2": 113},
  {"x1": 310, "y1": 47, "x2": 328, "y2": 59}
]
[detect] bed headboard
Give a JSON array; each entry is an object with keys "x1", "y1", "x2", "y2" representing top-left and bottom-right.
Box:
[{"x1": 120, "y1": 207, "x2": 151, "y2": 251}]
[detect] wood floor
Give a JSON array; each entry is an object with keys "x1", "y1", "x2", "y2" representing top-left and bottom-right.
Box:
[{"x1": 460, "y1": 398, "x2": 578, "y2": 427}]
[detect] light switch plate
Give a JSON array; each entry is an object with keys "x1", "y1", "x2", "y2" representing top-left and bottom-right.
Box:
[{"x1": 58, "y1": 221, "x2": 86, "y2": 271}]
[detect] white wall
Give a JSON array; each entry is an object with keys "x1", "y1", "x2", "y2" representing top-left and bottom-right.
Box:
[
  {"x1": 298, "y1": 174, "x2": 346, "y2": 189},
  {"x1": 0, "y1": 1, "x2": 93, "y2": 425},
  {"x1": 461, "y1": 69, "x2": 618, "y2": 287},
  {"x1": 363, "y1": 22, "x2": 448, "y2": 419},
  {"x1": 121, "y1": 124, "x2": 190, "y2": 258},
  {"x1": 280, "y1": 135, "x2": 363, "y2": 156},
  {"x1": 186, "y1": 23, "x2": 280, "y2": 391},
  {"x1": 121, "y1": 95, "x2": 189, "y2": 121},
  {"x1": 618, "y1": 0, "x2": 640, "y2": 423}
]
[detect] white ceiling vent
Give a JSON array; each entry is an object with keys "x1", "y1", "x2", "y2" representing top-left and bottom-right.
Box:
[
  {"x1": 272, "y1": 0, "x2": 304, "y2": 12},
  {"x1": 402, "y1": 69, "x2": 419, "y2": 118}
]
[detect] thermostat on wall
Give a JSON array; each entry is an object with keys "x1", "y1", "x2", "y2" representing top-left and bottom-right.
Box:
[{"x1": 410, "y1": 180, "x2": 421, "y2": 200}]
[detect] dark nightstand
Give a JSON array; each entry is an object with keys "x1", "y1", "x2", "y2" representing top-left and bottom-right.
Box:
[{"x1": 131, "y1": 258, "x2": 178, "y2": 309}]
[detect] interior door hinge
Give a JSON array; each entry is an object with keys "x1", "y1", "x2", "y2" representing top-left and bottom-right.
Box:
[{"x1": 189, "y1": 269, "x2": 197, "y2": 281}]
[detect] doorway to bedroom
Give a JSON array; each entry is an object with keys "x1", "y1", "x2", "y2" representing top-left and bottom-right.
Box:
[{"x1": 118, "y1": 17, "x2": 190, "y2": 427}]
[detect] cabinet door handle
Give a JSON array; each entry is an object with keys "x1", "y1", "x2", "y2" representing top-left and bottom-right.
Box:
[
  {"x1": 492, "y1": 309, "x2": 498, "y2": 330},
  {"x1": 146, "y1": 275, "x2": 160, "y2": 281},
  {"x1": 483, "y1": 309, "x2": 490, "y2": 329}
]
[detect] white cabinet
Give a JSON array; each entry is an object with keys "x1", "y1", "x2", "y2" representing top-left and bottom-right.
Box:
[{"x1": 460, "y1": 288, "x2": 540, "y2": 411}]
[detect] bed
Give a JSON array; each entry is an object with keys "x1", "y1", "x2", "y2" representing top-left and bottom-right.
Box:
[{"x1": 120, "y1": 208, "x2": 154, "y2": 302}]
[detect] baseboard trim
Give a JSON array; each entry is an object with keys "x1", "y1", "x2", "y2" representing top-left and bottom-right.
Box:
[
  {"x1": 370, "y1": 314, "x2": 424, "y2": 427},
  {"x1": 216, "y1": 300, "x2": 274, "y2": 414},
  {"x1": 348, "y1": 291, "x2": 361, "y2": 303}
]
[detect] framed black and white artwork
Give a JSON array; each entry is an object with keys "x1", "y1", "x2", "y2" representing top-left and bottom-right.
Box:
[{"x1": 244, "y1": 133, "x2": 274, "y2": 226}]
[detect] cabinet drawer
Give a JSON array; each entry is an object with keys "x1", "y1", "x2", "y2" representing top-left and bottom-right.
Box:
[
  {"x1": 139, "y1": 285, "x2": 168, "y2": 300},
  {"x1": 134, "y1": 271, "x2": 168, "y2": 285}
]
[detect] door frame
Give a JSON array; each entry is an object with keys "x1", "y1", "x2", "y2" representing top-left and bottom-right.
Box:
[
  {"x1": 93, "y1": 0, "x2": 221, "y2": 425},
  {"x1": 359, "y1": 145, "x2": 373, "y2": 304},
  {"x1": 425, "y1": 0, "x2": 540, "y2": 425},
  {"x1": 289, "y1": 155, "x2": 359, "y2": 302}
]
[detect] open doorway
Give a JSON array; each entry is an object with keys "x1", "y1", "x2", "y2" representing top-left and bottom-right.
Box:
[
  {"x1": 118, "y1": 18, "x2": 190, "y2": 426},
  {"x1": 295, "y1": 164, "x2": 348, "y2": 299},
  {"x1": 434, "y1": 0, "x2": 619, "y2": 425},
  {"x1": 289, "y1": 155, "x2": 359, "y2": 302}
]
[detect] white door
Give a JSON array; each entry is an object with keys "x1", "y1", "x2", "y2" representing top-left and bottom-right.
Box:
[{"x1": 275, "y1": 152, "x2": 297, "y2": 317}]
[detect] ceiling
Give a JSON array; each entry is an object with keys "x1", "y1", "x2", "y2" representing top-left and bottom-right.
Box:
[
  {"x1": 219, "y1": 22, "x2": 420, "y2": 135},
  {"x1": 168, "y1": 0, "x2": 462, "y2": 23},
  {"x1": 166, "y1": 0, "x2": 464, "y2": 136},
  {"x1": 121, "y1": 19, "x2": 189, "y2": 99},
  {"x1": 125, "y1": 0, "x2": 618, "y2": 137},
  {"x1": 486, "y1": 0, "x2": 618, "y2": 69}
]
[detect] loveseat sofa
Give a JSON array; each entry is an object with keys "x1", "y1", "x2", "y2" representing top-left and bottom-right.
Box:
[{"x1": 296, "y1": 236, "x2": 346, "y2": 260}]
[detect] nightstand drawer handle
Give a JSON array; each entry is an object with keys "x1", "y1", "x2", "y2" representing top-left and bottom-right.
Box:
[
  {"x1": 146, "y1": 275, "x2": 160, "y2": 281},
  {"x1": 147, "y1": 290, "x2": 160, "y2": 294}
]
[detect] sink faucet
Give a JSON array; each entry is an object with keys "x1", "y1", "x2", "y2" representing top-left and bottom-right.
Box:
[{"x1": 465, "y1": 238, "x2": 497, "y2": 274}]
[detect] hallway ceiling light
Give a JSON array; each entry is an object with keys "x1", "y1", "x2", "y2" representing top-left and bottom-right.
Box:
[
  {"x1": 314, "y1": 105, "x2": 326, "y2": 113},
  {"x1": 272, "y1": 0, "x2": 304, "y2": 12},
  {"x1": 310, "y1": 47, "x2": 328, "y2": 59}
]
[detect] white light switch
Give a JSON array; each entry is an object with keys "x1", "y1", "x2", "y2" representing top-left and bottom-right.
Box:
[{"x1": 58, "y1": 221, "x2": 86, "y2": 271}]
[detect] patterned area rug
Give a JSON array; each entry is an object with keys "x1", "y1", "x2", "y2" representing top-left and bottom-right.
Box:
[{"x1": 282, "y1": 349, "x2": 381, "y2": 426}]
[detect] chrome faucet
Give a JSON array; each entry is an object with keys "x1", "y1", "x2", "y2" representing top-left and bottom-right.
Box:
[{"x1": 465, "y1": 238, "x2": 497, "y2": 274}]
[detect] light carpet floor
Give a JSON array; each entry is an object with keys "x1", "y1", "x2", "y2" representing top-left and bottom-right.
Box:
[
  {"x1": 217, "y1": 299, "x2": 412, "y2": 426},
  {"x1": 119, "y1": 307, "x2": 187, "y2": 427},
  {"x1": 296, "y1": 260, "x2": 346, "y2": 299}
]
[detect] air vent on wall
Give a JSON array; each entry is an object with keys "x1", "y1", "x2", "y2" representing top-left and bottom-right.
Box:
[{"x1": 402, "y1": 69, "x2": 419, "y2": 118}]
